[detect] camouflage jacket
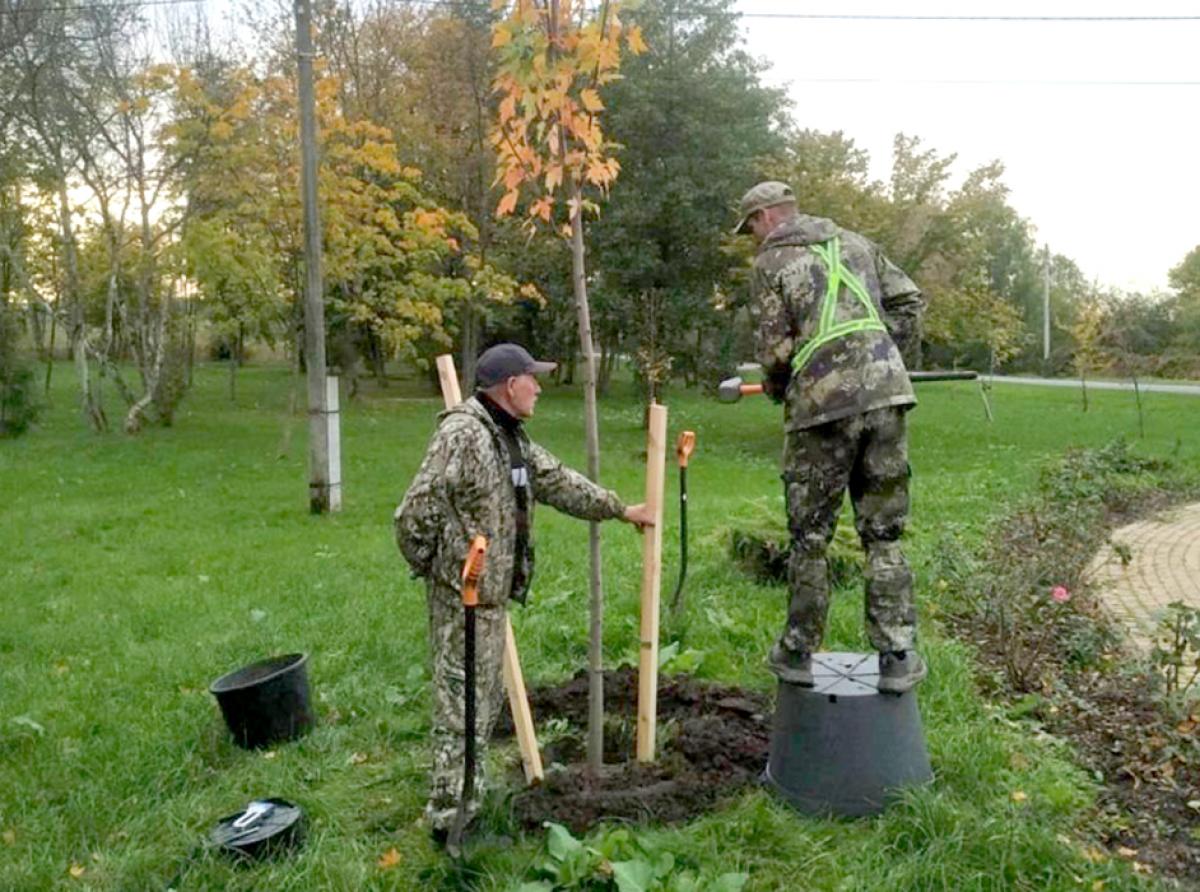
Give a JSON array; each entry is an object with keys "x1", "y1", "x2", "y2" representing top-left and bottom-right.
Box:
[
  {"x1": 394, "y1": 396, "x2": 626, "y2": 607},
  {"x1": 750, "y1": 214, "x2": 924, "y2": 431}
]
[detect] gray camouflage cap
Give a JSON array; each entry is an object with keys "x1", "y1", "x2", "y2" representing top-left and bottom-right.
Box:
[
  {"x1": 733, "y1": 181, "x2": 795, "y2": 234},
  {"x1": 476, "y1": 343, "x2": 557, "y2": 387}
]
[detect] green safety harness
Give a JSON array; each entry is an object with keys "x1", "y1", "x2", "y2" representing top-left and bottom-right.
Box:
[{"x1": 790, "y1": 235, "x2": 888, "y2": 374}]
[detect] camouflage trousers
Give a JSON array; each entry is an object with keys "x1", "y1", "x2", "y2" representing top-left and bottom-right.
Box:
[
  {"x1": 780, "y1": 406, "x2": 915, "y2": 655},
  {"x1": 425, "y1": 580, "x2": 508, "y2": 831}
]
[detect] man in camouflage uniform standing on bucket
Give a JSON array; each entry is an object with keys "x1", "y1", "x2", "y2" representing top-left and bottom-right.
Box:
[
  {"x1": 395, "y1": 343, "x2": 653, "y2": 845},
  {"x1": 735, "y1": 181, "x2": 927, "y2": 694}
]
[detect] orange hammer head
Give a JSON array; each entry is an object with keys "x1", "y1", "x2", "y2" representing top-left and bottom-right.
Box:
[
  {"x1": 675, "y1": 431, "x2": 696, "y2": 467},
  {"x1": 461, "y1": 535, "x2": 488, "y2": 606}
]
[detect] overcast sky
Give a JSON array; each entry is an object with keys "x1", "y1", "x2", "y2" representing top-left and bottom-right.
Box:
[{"x1": 735, "y1": 0, "x2": 1199, "y2": 293}]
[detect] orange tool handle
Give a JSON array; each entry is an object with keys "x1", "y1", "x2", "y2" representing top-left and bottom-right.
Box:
[
  {"x1": 461, "y1": 535, "x2": 488, "y2": 607},
  {"x1": 741, "y1": 383, "x2": 764, "y2": 396},
  {"x1": 675, "y1": 431, "x2": 696, "y2": 468}
]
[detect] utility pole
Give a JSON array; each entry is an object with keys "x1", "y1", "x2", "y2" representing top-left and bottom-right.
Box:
[
  {"x1": 1042, "y1": 244, "x2": 1051, "y2": 364},
  {"x1": 295, "y1": 0, "x2": 340, "y2": 513}
]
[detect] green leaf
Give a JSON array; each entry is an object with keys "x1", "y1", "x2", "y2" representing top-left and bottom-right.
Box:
[
  {"x1": 545, "y1": 822, "x2": 583, "y2": 861},
  {"x1": 657, "y1": 640, "x2": 680, "y2": 669},
  {"x1": 612, "y1": 859, "x2": 656, "y2": 892},
  {"x1": 709, "y1": 873, "x2": 750, "y2": 892},
  {"x1": 651, "y1": 850, "x2": 676, "y2": 878}
]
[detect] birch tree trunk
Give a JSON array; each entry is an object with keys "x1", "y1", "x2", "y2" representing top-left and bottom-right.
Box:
[{"x1": 58, "y1": 181, "x2": 105, "y2": 431}]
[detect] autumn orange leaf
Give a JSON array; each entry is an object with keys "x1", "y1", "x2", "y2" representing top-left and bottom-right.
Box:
[
  {"x1": 496, "y1": 190, "x2": 519, "y2": 218},
  {"x1": 580, "y1": 89, "x2": 604, "y2": 113},
  {"x1": 626, "y1": 24, "x2": 647, "y2": 54},
  {"x1": 377, "y1": 847, "x2": 401, "y2": 870}
]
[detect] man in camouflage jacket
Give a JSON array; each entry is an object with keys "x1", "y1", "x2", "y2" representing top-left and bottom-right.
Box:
[
  {"x1": 735, "y1": 180, "x2": 927, "y2": 694},
  {"x1": 395, "y1": 343, "x2": 652, "y2": 842}
]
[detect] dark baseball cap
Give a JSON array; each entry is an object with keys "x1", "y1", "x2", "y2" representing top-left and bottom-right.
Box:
[
  {"x1": 475, "y1": 343, "x2": 557, "y2": 387},
  {"x1": 733, "y1": 181, "x2": 795, "y2": 234}
]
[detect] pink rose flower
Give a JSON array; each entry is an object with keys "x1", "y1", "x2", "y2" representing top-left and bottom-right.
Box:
[{"x1": 1051, "y1": 585, "x2": 1071, "y2": 603}]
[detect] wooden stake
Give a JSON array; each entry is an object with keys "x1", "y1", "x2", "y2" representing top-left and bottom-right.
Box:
[
  {"x1": 435, "y1": 354, "x2": 544, "y2": 784},
  {"x1": 636, "y1": 403, "x2": 668, "y2": 762}
]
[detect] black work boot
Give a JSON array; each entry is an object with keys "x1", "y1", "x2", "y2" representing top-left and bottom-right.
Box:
[
  {"x1": 877, "y1": 650, "x2": 927, "y2": 694},
  {"x1": 768, "y1": 644, "x2": 814, "y2": 686}
]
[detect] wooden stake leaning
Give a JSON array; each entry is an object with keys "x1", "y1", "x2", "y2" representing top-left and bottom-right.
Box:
[
  {"x1": 435, "y1": 354, "x2": 544, "y2": 785},
  {"x1": 636, "y1": 403, "x2": 668, "y2": 763}
]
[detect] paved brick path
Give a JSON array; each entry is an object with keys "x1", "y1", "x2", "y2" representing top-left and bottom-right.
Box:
[{"x1": 1086, "y1": 503, "x2": 1200, "y2": 649}]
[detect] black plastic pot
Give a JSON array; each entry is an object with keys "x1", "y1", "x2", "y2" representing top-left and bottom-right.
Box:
[
  {"x1": 211, "y1": 798, "x2": 305, "y2": 860},
  {"x1": 764, "y1": 651, "x2": 932, "y2": 817},
  {"x1": 209, "y1": 653, "x2": 314, "y2": 749}
]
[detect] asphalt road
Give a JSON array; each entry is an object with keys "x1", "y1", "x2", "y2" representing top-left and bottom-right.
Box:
[{"x1": 986, "y1": 375, "x2": 1200, "y2": 396}]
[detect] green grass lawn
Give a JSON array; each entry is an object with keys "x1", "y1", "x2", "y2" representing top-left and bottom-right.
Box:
[{"x1": 1, "y1": 363, "x2": 1196, "y2": 890}]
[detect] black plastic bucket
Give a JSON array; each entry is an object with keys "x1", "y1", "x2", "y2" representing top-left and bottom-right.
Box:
[
  {"x1": 210, "y1": 653, "x2": 314, "y2": 749},
  {"x1": 764, "y1": 652, "x2": 932, "y2": 817}
]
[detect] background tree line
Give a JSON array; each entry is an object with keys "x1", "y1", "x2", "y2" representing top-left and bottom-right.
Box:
[{"x1": 1, "y1": 0, "x2": 1198, "y2": 436}]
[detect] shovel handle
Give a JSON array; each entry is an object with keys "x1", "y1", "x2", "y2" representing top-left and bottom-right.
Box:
[
  {"x1": 740, "y1": 383, "x2": 764, "y2": 397},
  {"x1": 461, "y1": 536, "x2": 488, "y2": 607},
  {"x1": 675, "y1": 431, "x2": 696, "y2": 468}
]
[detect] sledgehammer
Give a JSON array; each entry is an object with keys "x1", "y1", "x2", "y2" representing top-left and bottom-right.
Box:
[{"x1": 718, "y1": 370, "x2": 979, "y2": 402}]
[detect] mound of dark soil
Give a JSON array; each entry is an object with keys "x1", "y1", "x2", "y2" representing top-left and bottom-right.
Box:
[{"x1": 497, "y1": 668, "x2": 772, "y2": 832}]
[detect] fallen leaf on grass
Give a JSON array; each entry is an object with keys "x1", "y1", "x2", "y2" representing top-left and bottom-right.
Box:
[
  {"x1": 1132, "y1": 862, "x2": 1153, "y2": 874},
  {"x1": 349, "y1": 752, "x2": 369, "y2": 765},
  {"x1": 1117, "y1": 846, "x2": 1138, "y2": 859},
  {"x1": 1187, "y1": 800, "x2": 1200, "y2": 811},
  {"x1": 262, "y1": 751, "x2": 277, "y2": 760},
  {"x1": 1082, "y1": 847, "x2": 1108, "y2": 863},
  {"x1": 11, "y1": 716, "x2": 45, "y2": 736},
  {"x1": 68, "y1": 863, "x2": 85, "y2": 879},
  {"x1": 1091, "y1": 881, "x2": 1106, "y2": 891},
  {"x1": 377, "y1": 847, "x2": 401, "y2": 870},
  {"x1": 1010, "y1": 790, "x2": 1027, "y2": 803}
]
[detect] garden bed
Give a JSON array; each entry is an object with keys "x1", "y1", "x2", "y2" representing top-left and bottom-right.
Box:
[{"x1": 942, "y1": 442, "x2": 1200, "y2": 882}]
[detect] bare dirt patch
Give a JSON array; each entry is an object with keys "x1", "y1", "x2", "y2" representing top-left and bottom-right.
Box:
[{"x1": 496, "y1": 668, "x2": 771, "y2": 833}]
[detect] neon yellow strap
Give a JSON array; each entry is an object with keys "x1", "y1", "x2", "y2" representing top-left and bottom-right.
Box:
[{"x1": 791, "y1": 235, "x2": 886, "y2": 374}]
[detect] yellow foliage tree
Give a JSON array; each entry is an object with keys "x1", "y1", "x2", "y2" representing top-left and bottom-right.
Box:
[{"x1": 490, "y1": 0, "x2": 644, "y2": 770}]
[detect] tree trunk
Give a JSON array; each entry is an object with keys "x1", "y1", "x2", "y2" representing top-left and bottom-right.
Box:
[
  {"x1": 1132, "y1": 373, "x2": 1144, "y2": 438},
  {"x1": 460, "y1": 297, "x2": 478, "y2": 396},
  {"x1": 229, "y1": 331, "x2": 238, "y2": 403},
  {"x1": 44, "y1": 306, "x2": 57, "y2": 399},
  {"x1": 124, "y1": 288, "x2": 168, "y2": 434},
  {"x1": 597, "y1": 339, "x2": 611, "y2": 397},
  {"x1": 567, "y1": 178, "x2": 606, "y2": 774},
  {"x1": 58, "y1": 182, "x2": 105, "y2": 431}
]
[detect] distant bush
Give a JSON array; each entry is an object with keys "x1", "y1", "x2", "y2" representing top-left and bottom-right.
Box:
[{"x1": 0, "y1": 307, "x2": 39, "y2": 438}]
